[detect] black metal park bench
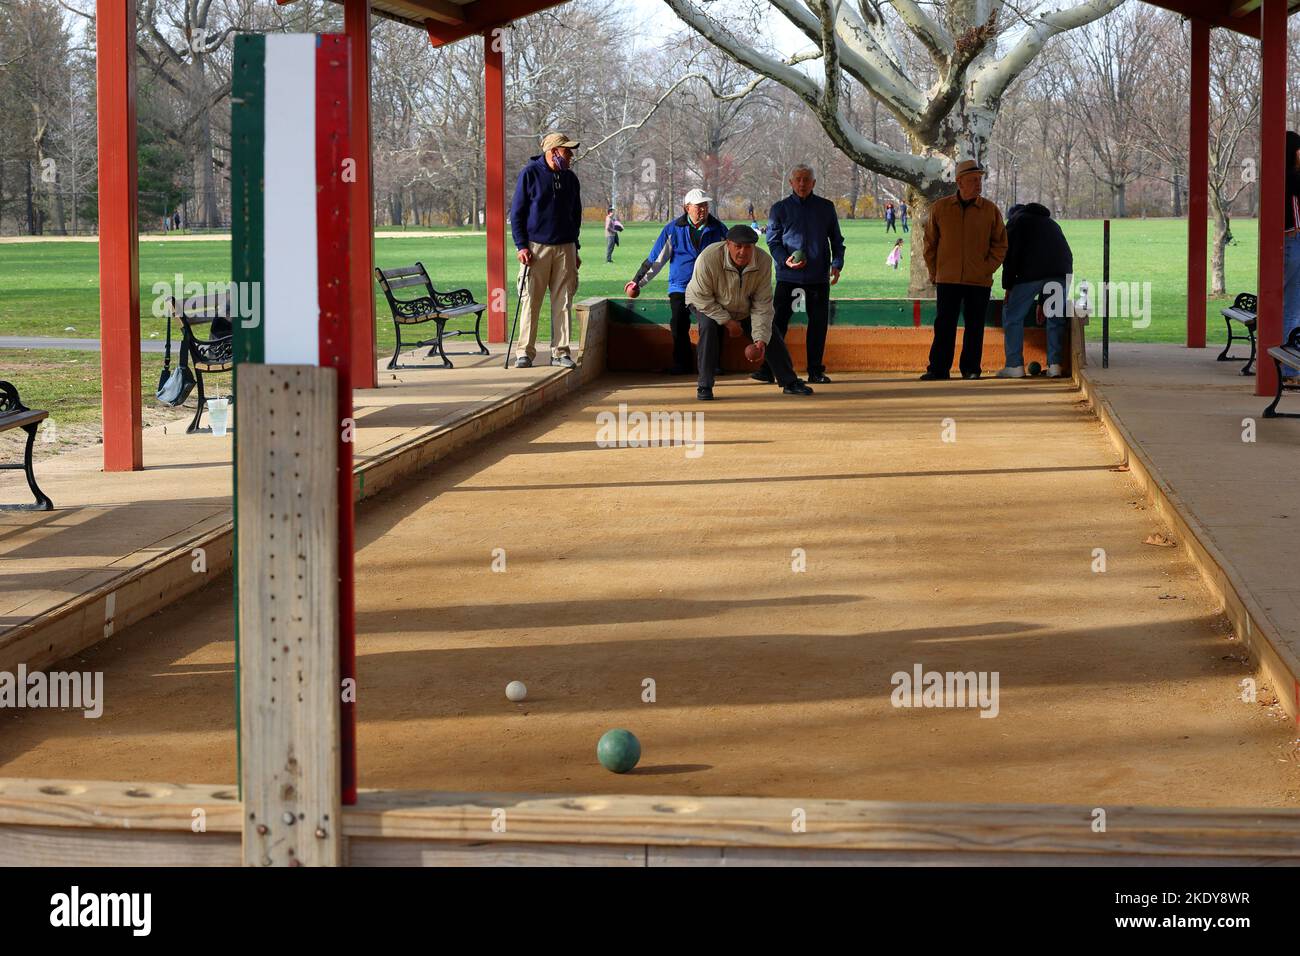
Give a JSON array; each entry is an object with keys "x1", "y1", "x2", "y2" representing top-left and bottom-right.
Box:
[
  {"x1": 374, "y1": 261, "x2": 488, "y2": 370},
  {"x1": 0, "y1": 381, "x2": 53, "y2": 511},
  {"x1": 1217, "y1": 292, "x2": 1257, "y2": 375},
  {"x1": 169, "y1": 291, "x2": 234, "y2": 433},
  {"x1": 1263, "y1": 328, "x2": 1300, "y2": 418}
]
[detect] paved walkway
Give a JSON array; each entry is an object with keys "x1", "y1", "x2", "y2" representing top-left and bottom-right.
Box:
[
  {"x1": 0, "y1": 336, "x2": 166, "y2": 352},
  {"x1": 1083, "y1": 341, "x2": 1300, "y2": 701},
  {"x1": 0, "y1": 345, "x2": 562, "y2": 638}
]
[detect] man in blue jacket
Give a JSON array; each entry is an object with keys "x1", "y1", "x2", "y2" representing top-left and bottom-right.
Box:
[
  {"x1": 760, "y1": 164, "x2": 846, "y2": 385},
  {"x1": 623, "y1": 188, "x2": 728, "y2": 374},
  {"x1": 509, "y1": 132, "x2": 583, "y2": 369}
]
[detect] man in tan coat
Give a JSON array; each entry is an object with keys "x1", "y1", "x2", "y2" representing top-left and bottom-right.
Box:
[
  {"x1": 686, "y1": 224, "x2": 814, "y2": 401},
  {"x1": 921, "y1": 159, "x2": 1008, "y2": 380}
]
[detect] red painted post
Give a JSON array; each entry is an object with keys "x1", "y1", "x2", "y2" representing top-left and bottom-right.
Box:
[
  {"x1": 1257, "y1": 0, "x2": 1287, "y2": 397},
  {"x1": 484, "y1": 30, "x2": 507, "y2": 342},
  {"x1": 96, "y1": 0, "x2": 142, "y2": 471},
  {"x1": 345, "y1": 0, "x2": 377, "y2": 388},
  {"x1": 1187, "y1": 19, "x2": 1209, "y2": 349}
]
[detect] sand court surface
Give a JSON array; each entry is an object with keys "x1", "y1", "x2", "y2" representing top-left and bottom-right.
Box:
[{"x1": 3, "y1": 372, "x2": 1297, "y2": 808}]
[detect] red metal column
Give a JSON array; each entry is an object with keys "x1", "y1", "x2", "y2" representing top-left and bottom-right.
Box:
[
  {"x1": 345, "y1": 0, "x2": 377, "y2": 388},
  {"x1": 484, "y1": 31, "x2": 507, "y2": 342},
  {"x1": 96, "y1": 0, "x2": 142, "y2": 471},
  {"x1": 1187, "y1": 19, "x2": 1209, "y2": 349},
  {"x1": 1257, "y1": 0, "x2": 1287, "y2": 396}
]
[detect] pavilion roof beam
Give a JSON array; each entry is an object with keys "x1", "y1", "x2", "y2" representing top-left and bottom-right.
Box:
[{"x1": 424, "y1": 0, "x2": 568, "y2": 47}]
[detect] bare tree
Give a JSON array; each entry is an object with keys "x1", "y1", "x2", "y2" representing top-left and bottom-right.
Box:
[{"x1": 663, "y1": 0, "x2": 1125, "y2": 293}]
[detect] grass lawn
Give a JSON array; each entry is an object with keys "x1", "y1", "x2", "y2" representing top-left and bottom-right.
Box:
[
  {"x1": 0, "y1": 218, "x2": 1259, "y2": 345},
  {"x1": 0, "y1": 348, "x2": 175, "y2": 461},
  {"x1": 0, "y1": 218, "x2": 1260, "y2": 443}
]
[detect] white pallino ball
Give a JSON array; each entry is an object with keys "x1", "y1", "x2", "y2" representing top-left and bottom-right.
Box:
[{"x1": 506, "y1": 681, "x2": 527, "y2": 702}]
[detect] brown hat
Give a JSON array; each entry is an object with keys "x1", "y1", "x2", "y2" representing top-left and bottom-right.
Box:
[
  {"x1": 541, "y1": 132, "x2": 579, "y2": 152},
  {"x1": 955, "y1": 159, "x2": 986, "y2": 179}
]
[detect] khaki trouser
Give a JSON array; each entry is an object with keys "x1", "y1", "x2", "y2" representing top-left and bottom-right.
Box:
[{"x1": 517, "y1": 241, "x2": 577, "y2": 360}]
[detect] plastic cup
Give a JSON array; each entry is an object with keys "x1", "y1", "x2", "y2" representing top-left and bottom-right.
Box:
[{"x1": 208, "y1": 397, "x2": 230, "y2": 436}]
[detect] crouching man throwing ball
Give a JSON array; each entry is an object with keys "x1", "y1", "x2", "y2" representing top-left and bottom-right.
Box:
[{"x1": 686, "y1": 224, "x2": 814, "y2": 401}]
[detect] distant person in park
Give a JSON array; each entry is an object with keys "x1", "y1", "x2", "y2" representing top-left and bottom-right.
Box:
[
  {"x1": 173, "y1": 210, "x2": 181, "y2": 232},
  {"x1": 163, "y1": 215, "x2": 170, "y2": 234},
  {"x1": 886, "y1": 238, "x2": 903, "y2": 271},
  {"x1": 994, "y1": 202, "x2": 1073, "y2": 379},
  {"x1": 509, "y1": 131, "x2": 582, "y2": 369},
  {"x1": 884, "y1": 201, "x2": 897, "y2": 233},
  {"x1": 624, "y1": 187, "x2": 728, "y2": 375},
  {"x1": 1284, "y1": 129, "x2": 1300, "y2": 381},
  {"x1": 761, "y1": 163, "x2": 845, "y2": 385},
  {"x1": 604, "y1": 206, "x2": 623, "y2": 263},
  {"x1": 920, "y1": 158, "x2": 1008, "y2": 380},
  {"x1": 687, "y1": 225, "x2": 814, "y2": 401},
  {"x1": 747, "y1": 201, "x2": 755, "y2": 221},
  {"x1": 900, "y1": 201, "x2": 909, "y2": 233}
]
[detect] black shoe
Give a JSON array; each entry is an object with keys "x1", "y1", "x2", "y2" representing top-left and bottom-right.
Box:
[
  {"x1": 918, "y1": 370, "x2": 949, "y2": 380},
  {"x1": 807, "y1": 372, "x2": 832, "y2": 384},
  {"x1": 750, "y1": 370, "x2": 775, "y2": 383},
  {"x1": 962, "y1": 371, "x2": 982, "y2": 380},
  {"x1": 697, "y1": 387, "x2": 714, "y2": 401},
  {"x1": 782, "y1": 380, "x2": 814, "y2": 396}
]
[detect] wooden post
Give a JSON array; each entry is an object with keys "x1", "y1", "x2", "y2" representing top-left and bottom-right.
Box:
[
  {"x1": 1187, "y1": 18, "x2": 1209, "y2": 349},
  {"x1": 237, "y1": 364, "x2": 342, "y2": 867},
  {"x1": 345, "y1": 0, "x2": 378, "y2": 388},
  {"x1": 1256, "y1": 0, "x2": 1287, "y2": 397},
  {"x1": 485, "y1": 30, "x2": 507, "y2": 342},
  {"x1": 95, "y1": 0, "x2": 142, "y2": 471},
  {"x1": 231, "y1": 33, "x2": 356, "y2": 863}
]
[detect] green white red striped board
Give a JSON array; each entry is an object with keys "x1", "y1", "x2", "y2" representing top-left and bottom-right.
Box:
[
  {"x1": 232, "y1": 32, "x2": 352, "y2": 367},
  {"x1": 230, "y1": 32, "x2": 357, "y2": 805}
]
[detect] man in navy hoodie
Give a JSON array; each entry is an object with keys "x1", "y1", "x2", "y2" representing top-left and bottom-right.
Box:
[
  {"x1": 509, "y1": 132, "x2": 583, "y2": 369},
  {"x1": 760, "y1": 164, "x2": 846, "y2": 384},
  {"x1": 623, "y1": 188, "x2": 729, "y2": 374}
]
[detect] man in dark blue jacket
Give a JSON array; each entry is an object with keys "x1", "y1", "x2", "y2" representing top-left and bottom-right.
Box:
[
  {"x1": 994, "y1": 202, "x2": 1074, "y2": 379},
  {"x1": 509, "y1": 132, "x2": 583, "y2": 369},
  {"x1": 624, "y1": 188, "x2": 728, "y2": 374},
  {"x1": 760, "y1": 164, "x2": 846, "y2": 384}
]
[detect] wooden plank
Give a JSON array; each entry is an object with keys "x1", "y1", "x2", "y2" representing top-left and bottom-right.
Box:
[
  {"x1": 0, "y1": 778, "x2": 241, "y2": 831},
  {"x1": 0, "y1": 825, "x2": 240, "y2": 867},
  {"x1": 647, "y1": 846, "x2": 1299, "y2": 867},
  {"x1": 344, "y1": 791, "x2": 1300, "y2": 860},
  {"x1": 236, "y1": 364, "x2": 342, "y2": 866},
  {"x1": 347, "y1": 839, "x2": 644, "y2": 867},
  {"x1": 0, "y1": 519, "x2": 233, "y2": 673},
  {"x1": 3, "y1": 779, "x2": 1299, "y2": 865},
  {"x1": 1078, "y1": 366, "x2": 1300, "y2": 723}
]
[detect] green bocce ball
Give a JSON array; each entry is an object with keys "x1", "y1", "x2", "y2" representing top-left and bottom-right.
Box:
[
  {"x1": 791, "y1": 249, "x2": 806, "y2": 265},
  {"x1": 596, "y1": 729, "x2": 641, "y2": 774},
  {"x1": 1027, "y1": 361, "x2": 1042, "y2": 376}
]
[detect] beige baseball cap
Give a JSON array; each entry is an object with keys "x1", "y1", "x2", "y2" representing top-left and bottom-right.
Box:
[
  {"x1": 541, "y1": 132, "x2": 580, "y2": 152},
  {"x1": 683, "y1": 188, "x2": 714, "y2": 206}
]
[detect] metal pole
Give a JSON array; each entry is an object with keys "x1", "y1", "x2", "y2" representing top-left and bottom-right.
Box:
[{"x1": 1103, "y1": 218, "x2": 1110, "y2": 369}]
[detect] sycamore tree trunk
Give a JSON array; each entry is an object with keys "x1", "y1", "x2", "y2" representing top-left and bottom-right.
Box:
[
  {"x1": 1209, "y1": 190, "x2": 1231, "y2": 297},
  {"x1": 664, "y1": 0, "x2": 1125, "y2": 296}
]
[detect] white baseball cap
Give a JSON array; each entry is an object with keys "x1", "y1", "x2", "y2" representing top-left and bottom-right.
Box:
[{"x1": 683, "y1": 188, "x2": 713, "y2": 206}]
